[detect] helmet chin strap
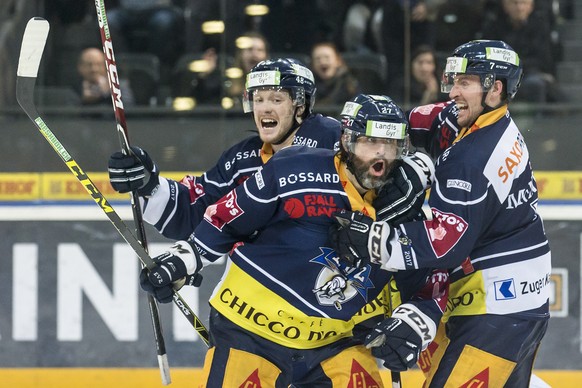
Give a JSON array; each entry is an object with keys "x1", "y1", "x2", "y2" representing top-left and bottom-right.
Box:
[
  {"x1": 480, "y1": 80, "x2": 505, "y2": 111},
  {"x1": 272, "y1": 107, "x2": 303, "y2": 146}
]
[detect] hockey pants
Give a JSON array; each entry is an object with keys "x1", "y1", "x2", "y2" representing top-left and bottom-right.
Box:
[
  {"x1": 419, "y1": 314, "x2": 549, "y2": 387},
  {"x1": 197, "y1": 308, "x2": 384, "y2": 388}
]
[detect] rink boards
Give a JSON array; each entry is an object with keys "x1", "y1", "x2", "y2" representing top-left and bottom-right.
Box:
[{"x1": 0, "y1": 203, "x2": 581, "y2": 387}]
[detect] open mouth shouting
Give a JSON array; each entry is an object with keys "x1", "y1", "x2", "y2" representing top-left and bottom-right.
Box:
[
  {"x1": 370, "y1": 159, "x2": 386, "y2": 177},
  {"x1": 260, "y1": 118, "x2": 278, "y2": 130}
]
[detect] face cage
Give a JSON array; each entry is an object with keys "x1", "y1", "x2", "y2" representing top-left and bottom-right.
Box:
[
  {"x1": 342, "y1": 128, "x2": 410, "y2": 160},
  {"x1": 441, "y1": 72, "x2": 496, "y2": 94},
  {"x1": 242, "y1": 86, "x2": 306, "y2": 113}
]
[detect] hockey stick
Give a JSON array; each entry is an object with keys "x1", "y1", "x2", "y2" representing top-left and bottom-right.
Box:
[
  {"x1": 383, "y1": 285, "x2": 402, "y2": 388},
  {"x1": 92, "y1": 1, "x2": 171, "y2": 384},
  {"x1": 16, "y1": 17, "x2": 210, "y2": 353}
]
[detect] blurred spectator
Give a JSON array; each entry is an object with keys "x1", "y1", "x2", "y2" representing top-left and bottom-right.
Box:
[
  {"x1": 381, "y1": 0, "x2": 443, "y2": 92},
  {"x1": 391, "y1": 45, "x2": 446, "y2": 105},
  {"x1": 310, "y1": 42, "x2": 360, "y2": 107},
  {"x1": 75, "y1": 47, "x2": 135, "y2": 106},
  {"x1": 106, "y1": 0, "x2": 185, "y2": 77},
  {"x1": 172, "y1": 32, "x2": 269, "y2": 107},
  {"x1": 434, "y1": 0, "x2": 485, "y2": 52},
  {"x1": 171, "y1": 47, "x2": 222, "y2": 104},
  {"x1": 226, "y1": 32, "x2": 271, "y2": 101},
  {"x1": 480, "y1": 0, "x2": 565, "y2": 102},
  {"x1": 342, "y1": 0, "x2": 383, "y2": 53}
]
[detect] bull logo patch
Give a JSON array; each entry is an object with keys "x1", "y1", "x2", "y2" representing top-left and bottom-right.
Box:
[{"x1": 311, "y1": 247, "x2": 374, "y2": 311}]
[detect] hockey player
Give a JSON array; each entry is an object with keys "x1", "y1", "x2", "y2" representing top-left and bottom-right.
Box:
[
  {"x1": 329, "y1": 40, "x2": 551, "y2": 387},
  {"x1": 137, "y1": 94, "x2": 447, "y2": 386},
  {"x1": 108, "y1": 58, "x2": 341, "y2": 240}
]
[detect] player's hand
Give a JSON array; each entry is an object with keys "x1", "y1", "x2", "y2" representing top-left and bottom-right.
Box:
[
  {"x1": 365, "y1": 303, "x2": 435, "y2": 371},
  {"x1": 329, "y1": 210, "x2": 372, "y2": 267},
  {"x1": 139, "y1": 240, "x2": 203, "y2": 303},
  {"x1": 374, "y1": 153, "x2": 434, "y2": 224},
  {"x1": 329, "y1": 210, "x2": 392, "y2": 268},
  {"x1": 109, "y1": 146, "x2": 159, "y2": 196}
]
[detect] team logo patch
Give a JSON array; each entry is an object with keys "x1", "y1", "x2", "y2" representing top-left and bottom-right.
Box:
[
  {"x1": 494, "y1": 278, "x2": 516, "y2": 300},
  {"x1": 311, "y1": 248, "x2": 374, "y2": 310},
  {"x1": 424, "y1": 208, "x2": 468, "y2": 258},
  {"x1": 284, "y1": 198, "x2": 305, "y2": 218},
  {"x1": 203, "y1": 190, "x2": 244, "y2": 230}
]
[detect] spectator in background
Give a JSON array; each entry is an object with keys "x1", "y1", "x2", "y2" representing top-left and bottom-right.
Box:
[
  {"x1": 381, "y1": 0, "x2": 443, "y2": 93},
  {"x1": 106, "y1": 0, "x2": 185, "y2": 78},
  {"x1": 391, "y1": 44, "x2": 445, "y2": 106},
  {"x1": 480, "y1": 0, "x2": 565, "y2": 102},
  {"x1": 75, "y1": 47, "x2": 135, "y2": 106},
  {"x1": 226, "y1": 32, "x2": 270, "y2": 102},
  {"x1": 172, "y1": 32, "x2": 269, "y2": 107},
  {"x1": 171, "y1": 47, "x2": 222, "y2": 105},
  {"x1": 342, "y1": 0, "x2": 383, "y2": 53},
  {"x1": 310, "y1": 42, "x2": 360, "y2": 106}
]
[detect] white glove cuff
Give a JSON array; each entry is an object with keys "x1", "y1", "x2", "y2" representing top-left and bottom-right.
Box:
[
  {"x1": 142, "y1": 177, "x2": 171, "y2": 225},
  {"x1": 376, "y1": 228, "x2": 407, "y2": 272},
  {"x1": 368, "y1": 221, "x2": 391, "y2": 266},
  {"x1": 170, "y1": 240, "x2": 201, "y2": 275},
  {"x1": 391, "y1": 303, "x2": 437, "y2": 350},
  {"x1": 402, "y1": 152, "x2": 435, "y2": 189}
]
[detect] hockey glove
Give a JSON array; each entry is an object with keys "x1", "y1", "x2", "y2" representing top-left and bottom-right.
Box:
[
  {"x1": 364, "y1": 303, "x2": 436, "y2": 371},
  {"x1": 109, "y1": 146, "x2": 160, "y2": 196},
  {"x1": 329, "y1": 210, "x2": 393, "y2": 268},
  {"x1": 139, "y1": 240, "x2": 203, "y2": 303},
  {"x1": 374, "y1": 153, "x2": 434, "y2": 224}
]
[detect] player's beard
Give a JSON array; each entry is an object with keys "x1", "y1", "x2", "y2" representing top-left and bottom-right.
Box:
[{"x1": 351, "y1": 155, "x2": 394, "y2": 190}]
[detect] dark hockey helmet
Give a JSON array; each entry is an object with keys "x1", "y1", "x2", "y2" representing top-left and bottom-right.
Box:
[
  {"x1": 243, "y1": 57, "x2": 316, "y2": 114},
  {"x1": 441, "y1": 40, "x2": 523, "y2": 101},
  {"x1": 340, "y1": 94, "x2": 410, "y2": 159}
]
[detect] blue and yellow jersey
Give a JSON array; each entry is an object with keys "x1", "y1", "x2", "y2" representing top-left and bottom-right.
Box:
[{"x1": 193, "y1": 147, "x2": 444, "y2": 349}]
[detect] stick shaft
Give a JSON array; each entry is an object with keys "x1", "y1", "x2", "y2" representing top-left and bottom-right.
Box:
[{"x1": 93, "y1": 2, "x2": 172, "y2": 384}]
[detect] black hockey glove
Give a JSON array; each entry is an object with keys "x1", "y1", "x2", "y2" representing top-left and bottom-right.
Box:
[
  {"x1": 108, "y1": 146, "x2": 160, "y2": 196},
  {"x1": 364, "y1": 303, "x2": 436, "y2": 372},
  {"x1": 374, "y1": 153, "x2": 434, "y2": 224},
  {"x1": 140, "y1": 240, "x2": 203, "y2": 303},
  {"x1": 329, "y1": 210, "x2": 393, "y2": 268}
]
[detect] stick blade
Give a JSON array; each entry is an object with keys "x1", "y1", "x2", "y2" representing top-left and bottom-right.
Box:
[
  {"x1": 157, "y1": 354, "x2": 172, "y2": 385},
  {"x1": 17, "y1": 17, "x2": 50, "y2": 78}
]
